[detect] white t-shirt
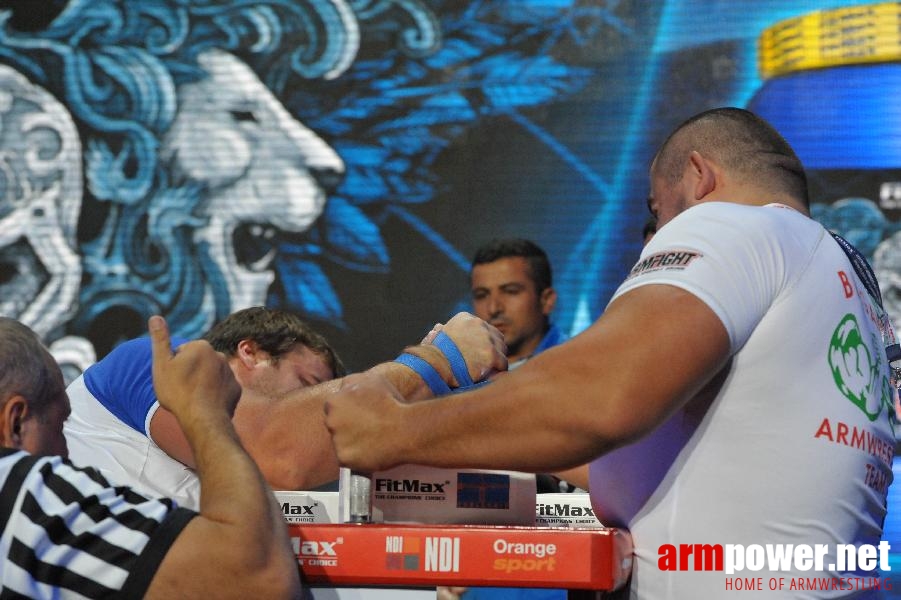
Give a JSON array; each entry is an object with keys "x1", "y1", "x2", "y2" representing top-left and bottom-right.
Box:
[
  {"x1": 590, "y1": 202, "x2": 897, "y2": 598},
  {"x1": 64, "y1": 337, "x2": 202, "y2": 509}
]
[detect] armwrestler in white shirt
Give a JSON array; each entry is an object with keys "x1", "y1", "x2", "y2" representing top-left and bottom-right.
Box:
[{"x1": 323, "y1": 108, "x2": 898, "y2": 599}]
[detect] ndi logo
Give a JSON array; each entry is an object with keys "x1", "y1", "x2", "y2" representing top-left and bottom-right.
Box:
[
  {"x1": 385, "y1": 535, "x2": 460, "y2": 572},
  {"x1": 425, "y1": 537, "x2": 460, "y2": 573},
  {"x1": 385, "y1": 535, "x2": 420, "y2": 571}
]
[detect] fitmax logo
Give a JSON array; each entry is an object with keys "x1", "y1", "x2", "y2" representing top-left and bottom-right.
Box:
[
  {"x1": 281, "y1": 502, "x2": 316, "y2": 516},
  {"x1": 375, "y1": 478, "x2": 448, "y2": 493},
  {"x1": 536, "y1": 503, "x2": 595, "y2": 517},
  {"x1": 293, "y1": 538, "x2": 343, "y2": 557}
]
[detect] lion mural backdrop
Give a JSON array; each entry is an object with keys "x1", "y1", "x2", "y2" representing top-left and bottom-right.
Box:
[{"x1": 0, "y1": 0, "x2": 614, "y2": 370}]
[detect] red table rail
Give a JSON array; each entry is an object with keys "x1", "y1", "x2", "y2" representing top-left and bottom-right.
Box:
[{"x1": 289, "y1": 523, "x2": 632, "y2": 592}]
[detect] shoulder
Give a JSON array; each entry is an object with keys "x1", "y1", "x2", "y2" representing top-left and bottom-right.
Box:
[
  {"x1": 649, "y1": 202, "x2": 824, "y2": 265},
  {"x1": 83, "y1": 336, "x2": 153, "y2": 386},
  {"x1": 0, "y1": 448, "x2": 41, "y2": 491},
  {"x1": 80, "y1": 334, "x2": 191, "y2": 434},
  {"x1": 1, "y1": 452, "x2": 196, "y2": 598},
  {"x1": 665, "y1": 201, "x2": 817, "y2": 239},
  {"x1": 0, "y1": 452, "x2": 113, "y2": 511},
  {"x1": 619, "y1": 202, "x2": 826, "y2": 352},
  {"x1": 87, "y1": 334, "x2": 192, "y2": 374},
  {"x1": 82, "y1": 334, "x2": 192, "y2": 390},
  {"x1": 19, "y1": 453, "x2": 114, "y2": 490}
]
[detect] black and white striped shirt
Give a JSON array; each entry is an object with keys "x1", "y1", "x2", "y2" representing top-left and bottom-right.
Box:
[{"x1": 0, "y1": 447, "x2": 196, "y2": 598}]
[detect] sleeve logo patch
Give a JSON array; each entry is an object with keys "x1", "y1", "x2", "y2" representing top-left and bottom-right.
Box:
[{"x1": 627, "y1": 249, "x2": 702, "y2": 279}]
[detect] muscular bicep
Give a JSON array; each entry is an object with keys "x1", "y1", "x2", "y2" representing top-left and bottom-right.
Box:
[
  {"x1": 396, "y1": 283, "x2": 735, "y2": 474},
  {"x1": 149, "y1": 407, "x2": 197, "y2": 468},
  {"x1": 565, "y1": 282, "x2": 732, "y2": 442},
  {"x1": 232, "y1": 383, "x2": 342, "y2": 491}
]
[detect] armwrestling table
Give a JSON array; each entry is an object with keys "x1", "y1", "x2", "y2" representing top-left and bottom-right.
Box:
[{"x1": 289, "y1": 523, "x2": 632, "y2": 599}]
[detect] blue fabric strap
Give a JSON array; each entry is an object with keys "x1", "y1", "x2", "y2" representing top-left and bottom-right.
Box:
[
  {"x1": 451, "y1": 379, "x2": 490, "y2": 394},
  {"x1": 394, "y1": 353, "x2": 451, "y2": 396},
  {"x1": 434, "y1": 331, "x2": 474, "y2": 387}
]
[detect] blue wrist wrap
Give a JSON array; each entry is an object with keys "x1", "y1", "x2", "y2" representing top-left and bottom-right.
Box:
[
  {"x1": 433, "y1": 331, "x2": 474, "y2": 387},
  {"x1": 394, "y1": 353, "x2": 451, "y2": 396}
]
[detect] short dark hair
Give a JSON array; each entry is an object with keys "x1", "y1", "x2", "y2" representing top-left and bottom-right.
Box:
[
  {"x1": 204, "y1": 307, "x2": 346, "y2": 377},
  {"x1": 471, "y1": 238, "x2": 552, "y2": 292},
  {"x1": 0, "y1": 318, "x2": 63, "y2": 417},
  {"x1": 654, "y1": 107, "x2": 809, "y2": 207}
]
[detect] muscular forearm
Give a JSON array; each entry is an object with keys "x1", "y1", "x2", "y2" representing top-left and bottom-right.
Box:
[
  {"x1": 184, "y1": 410, "x2": 280, "y2": 525},
  {"x1": 378, "y1": 287, "x2": 732, "y2": 475},
  {"x1": 145, "y1": 318, "x2": 300, "y2": 599},
  {"x1": 238, "y1": 362, "x2": 431, "y2": 491},
  {"x1": 189, "y1": 410, "x2": 298, "y2": 579},
  {"x1": 148, "y1": 409, "x2": 299, "y2": 598},
  {"x1": 397, "y1": 348, "x2": 612, "y2": 473},
  {"x1": 236, "y1": 314, "x2": 503, "y2": 489},
  {"x1": 370, "y1": 358, "x2": 440, "y2": 400},
  {"x1": 236, "y1": 379, "x2": 341, "y2": 490}
]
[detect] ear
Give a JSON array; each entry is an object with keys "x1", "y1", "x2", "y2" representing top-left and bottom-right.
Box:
[
  {"x1": 235, "y1": 339, "x2": 261, "y2": 369},
  {"x1": 0, "y1": 395, "x2": 28, "y2": 449},
  {"x1": 539, "y1": 287, "x2": 557, "y2": 316},
  {"x1": 688, "y1": 150, "x2": 717, "y2": 201}
]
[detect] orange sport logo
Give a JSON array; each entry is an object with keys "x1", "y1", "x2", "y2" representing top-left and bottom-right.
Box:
[{"x1": 492, "y1": 538, "x2": 558, "y2": 574}]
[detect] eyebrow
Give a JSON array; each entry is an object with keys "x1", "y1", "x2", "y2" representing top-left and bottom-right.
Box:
[{"x1": 472, "y1": 281, "x2": 526, "y2": 293}]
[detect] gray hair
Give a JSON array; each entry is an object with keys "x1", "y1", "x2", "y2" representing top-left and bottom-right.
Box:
[{"x1": 0, "y1": 317, "x2": 63, "y2": 416}]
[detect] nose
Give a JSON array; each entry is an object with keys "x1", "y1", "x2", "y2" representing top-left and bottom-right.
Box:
[
  {"x1": 309, "y1": 164, "x2": 343, "y2": 192},
  {"x1": 487, "y1": 295, "x2": 503, "y2": 318},
  {"x1": 271, "y1": 99, "x2": 345, "y2": 189}
]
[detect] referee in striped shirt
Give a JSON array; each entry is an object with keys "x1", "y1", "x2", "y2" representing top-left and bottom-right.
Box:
[{"x1": 0, "y1": 316, "x2": 301, "y2": 598}]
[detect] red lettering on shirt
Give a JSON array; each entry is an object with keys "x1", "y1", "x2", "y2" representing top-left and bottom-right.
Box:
[{"x1": 838, "y1": 271, "x2": 853, "y2": 298}]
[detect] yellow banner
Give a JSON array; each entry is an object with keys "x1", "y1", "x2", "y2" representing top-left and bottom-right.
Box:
[{"x1": 759, "y1": 2, "x2": 901, "y2": 78}]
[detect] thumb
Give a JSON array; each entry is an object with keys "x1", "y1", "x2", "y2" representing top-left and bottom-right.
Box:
[{"x1": 148, "y1": 315, "x2": 173, "y2": 371}]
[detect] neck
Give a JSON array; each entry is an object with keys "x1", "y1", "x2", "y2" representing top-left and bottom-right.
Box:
[
  {"x1": 704, "y1": 190, "x2": 809, "y2": 217},
  {"x1": 507, "y1": 326, "x2": 549, "y2": 364},
  {"x1": 776, "y1": 197, "x2": 809, "y2": 216},
  {"x1": 227, "y1": 358, "x2": 253, "y2": 390}
]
